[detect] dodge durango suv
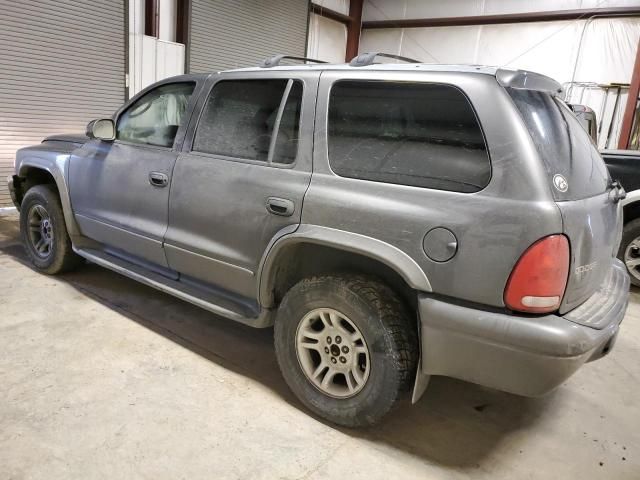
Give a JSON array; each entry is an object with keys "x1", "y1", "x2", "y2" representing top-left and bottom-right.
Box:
[{"x1": 7, "y1": 54, "x2": 629, "y2": 426}]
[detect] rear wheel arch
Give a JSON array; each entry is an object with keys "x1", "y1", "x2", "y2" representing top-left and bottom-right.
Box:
[{"x1": 258, "y1": 226, "x2": 431, "y2": 310}]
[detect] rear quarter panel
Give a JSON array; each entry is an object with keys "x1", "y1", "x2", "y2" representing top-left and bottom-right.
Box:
[{"x1": 305, "y1": 70, "x2": 561, "y2": 308}]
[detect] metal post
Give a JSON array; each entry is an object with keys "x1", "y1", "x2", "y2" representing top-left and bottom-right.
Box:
[
  {"x1": 618, "y1": 39, "x2": 640, "y2": 149},
  {"x1": 345, "y1": 0, "x2": 364, "y2": 62}
]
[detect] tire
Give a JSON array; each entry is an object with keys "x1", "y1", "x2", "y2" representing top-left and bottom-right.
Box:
[
  {"x1": 20, "y1": 184, "x2": 83, "y2": 274},
  {"x1": 618, "y1": 218, "x2": 640, "y2": 287},
  {"x1": 274, "y1": 274, "x2": 418, "y2": 427}
]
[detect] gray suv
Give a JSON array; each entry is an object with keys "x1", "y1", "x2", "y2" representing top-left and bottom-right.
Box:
[{"x1": 7, "y1": 55, "x2": 630, "y2": 427}]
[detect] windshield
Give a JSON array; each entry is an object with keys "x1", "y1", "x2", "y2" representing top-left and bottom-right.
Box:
[{"x1": 507, "y1": 88, "x2": 610, "y2": 201}]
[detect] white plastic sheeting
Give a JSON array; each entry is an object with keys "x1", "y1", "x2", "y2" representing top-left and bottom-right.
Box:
[
  {"x1": 358, "y1": 12, "x2": 640, "y2": 147},
  {"x1": 359, "y1": 17, "x2": 640, "y2": 84},
  {"x1": 307, "y1": 0, "x2": 640, "y2": 146},
  {"x1": 307, "y1": 13, "x2": 348, "y2": 63},
  {"x1": 363, "y1": 0, "x2": 640, "y2": 21},
  {"x1": 313, "y1": 0, "x2": 350, "y2": 15}
]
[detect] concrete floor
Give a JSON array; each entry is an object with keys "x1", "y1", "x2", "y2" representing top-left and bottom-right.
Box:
[{"x1": 1, "y1": 212, "x2": 639, "y2": 480}]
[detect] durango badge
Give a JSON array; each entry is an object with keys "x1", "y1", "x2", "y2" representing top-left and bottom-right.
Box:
[{"x1": 553, "y1": 174, "x2": 568, "y2": 192}]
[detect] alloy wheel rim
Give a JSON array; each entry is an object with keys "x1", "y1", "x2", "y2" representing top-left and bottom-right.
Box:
[
  {"x1": 625, "y1": 236, "x2": 640, "y2": 283},
  {"x1": 27, "y1": 204, "x2": 54, "y2": 259},
  {"x1": 295, "y1": 307, "x2": 370, "y2": 399}
]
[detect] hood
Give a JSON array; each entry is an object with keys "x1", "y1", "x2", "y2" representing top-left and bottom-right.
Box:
[{"x1": 42, "y1": 133, "x2": 88, "y2": 145}]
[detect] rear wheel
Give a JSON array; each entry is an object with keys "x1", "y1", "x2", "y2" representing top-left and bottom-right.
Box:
[
  {"x1": 619, "y1": 218, "x2": 640, "y2": 287},
  {"x1": 20, "y1": 185, "x2": 82, "y2": 274},
  {"x1": 274, "y1": 274, "x2": 418, "y2": 427}
]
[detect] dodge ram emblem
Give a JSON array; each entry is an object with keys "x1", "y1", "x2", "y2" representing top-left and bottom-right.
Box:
[{"x1": 553, "y1": 174, "x2": 568, "y2": 192}]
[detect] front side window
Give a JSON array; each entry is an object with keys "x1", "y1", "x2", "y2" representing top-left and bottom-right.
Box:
[
  {"x1": 328, "y1": 81, "x2": 490, "y2": 193},
  {"x1": 117, "y1": 82, "x2": 195, "y2": 148},
  {"x1": 193, "y1": 79, "x2": 302, "y2": 164}
]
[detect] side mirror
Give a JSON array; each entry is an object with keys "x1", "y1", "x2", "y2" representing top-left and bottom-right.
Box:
[
  {"x1": 568, "y1": 104, "x2": 598, "y2": 144},
  {"x1": 86, "y1": 118, "x2": 115, "y2": 141}
]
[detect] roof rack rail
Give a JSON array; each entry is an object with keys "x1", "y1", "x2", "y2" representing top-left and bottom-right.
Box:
[
  {"x1": 260, "y1": 55, "x2": 328, "y2": 68},
  {"x1": 349, "y1": 52, "x2": 420, "y2": 67}
]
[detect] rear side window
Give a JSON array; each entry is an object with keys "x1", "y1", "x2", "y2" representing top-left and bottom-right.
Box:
[
  {"x1": 507, "y1": 88, "x2": 610, "y2": 201},
  {"x1": 327, "y1": 81, "x2": 490, "y2": 193},
  {"x1": 193, "y1": 79, "x2": 302, "y2": 164}
]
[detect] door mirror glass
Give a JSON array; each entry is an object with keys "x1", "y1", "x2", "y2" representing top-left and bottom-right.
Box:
[{"x1": 86, "y1": 118, "x2": 116, "y2": 141}]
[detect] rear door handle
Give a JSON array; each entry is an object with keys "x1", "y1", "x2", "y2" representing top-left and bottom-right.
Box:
[
  {"x1": 266, "y1": 197, "x2": 295, "y2": 217},
  {"x1": 149, "y1": 171, "x2": 169, "y2": 187}
]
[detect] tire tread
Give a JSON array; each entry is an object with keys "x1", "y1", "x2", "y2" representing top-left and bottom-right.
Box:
[{"x1": 274, "y1": 273, "x2": 418, "y2": 427}]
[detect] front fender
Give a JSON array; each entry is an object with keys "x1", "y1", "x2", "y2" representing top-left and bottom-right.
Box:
[
  {"x1": 16, "y1": 144, "x2": 80, "y2": 238},
  {"x1": 257, "y1": 224, "x2": 432, "y2": 307}
]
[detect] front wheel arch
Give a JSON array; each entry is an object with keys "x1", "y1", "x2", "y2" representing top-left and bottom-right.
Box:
[
  {"x1": 17, "y1": 162, "x2": 81, "y2": 239},
  {"x1": 623, "y1": 198, "x2": 640, "y2": 225}
]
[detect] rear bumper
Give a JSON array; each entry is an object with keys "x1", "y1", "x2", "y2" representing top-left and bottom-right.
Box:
[{"x1": 415, "y1": 260, "x2": 629, "y2": 398}]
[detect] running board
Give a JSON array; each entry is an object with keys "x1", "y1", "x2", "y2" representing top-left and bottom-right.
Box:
[{"x1": 73, "y1": 247, "x2": 274, "y2": 328}]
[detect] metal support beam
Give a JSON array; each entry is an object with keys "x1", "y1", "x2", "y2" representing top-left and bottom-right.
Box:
[
  {"x1": 619, "y1": 39, "x2": 640, "y2": 149},
  {"x1": 345, "y1": 0, "x2": 364, "y2": 62},
  {"x1": 362, "y1": 6, "x2": 640, "y2": 29},
  {"x1": 310, "y1": 3, "x2": 353, "y2": 25},
  {"x1": 310, "y1": 2, "x2": 363, "y2": 62}
]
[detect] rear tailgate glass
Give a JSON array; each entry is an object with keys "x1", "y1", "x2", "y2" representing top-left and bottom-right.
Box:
[{"x1": 507, "y1": 88, "x2": 610, "y2": 201}]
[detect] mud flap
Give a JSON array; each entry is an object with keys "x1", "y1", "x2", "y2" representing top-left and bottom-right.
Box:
[{"x1": 411, "y1": 358, "x2": 430, "y2": 404}]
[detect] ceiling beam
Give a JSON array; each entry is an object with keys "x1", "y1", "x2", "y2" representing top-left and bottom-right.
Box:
[
  {"x1": 310, "y1": 3, "x2": 353, "y2": 25},
  {"x1": 362, "y1": 6, "x2": 640, "y2": 29}
]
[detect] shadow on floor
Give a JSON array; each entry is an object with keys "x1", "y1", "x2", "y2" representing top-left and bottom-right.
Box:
[{"x1": 0, "y1": 213, "x2": 554, "y2": 469}]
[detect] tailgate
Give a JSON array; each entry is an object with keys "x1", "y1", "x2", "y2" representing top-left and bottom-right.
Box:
[
  {"x1": 557, "y1": 194, "x2": 622, "y2": 313},
  {"x1": 506, "y1": 87, "x2": 621, "y2": 314}
]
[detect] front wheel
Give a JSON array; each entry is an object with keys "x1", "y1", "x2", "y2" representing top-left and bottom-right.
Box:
[
  {"x1": 274, "y1": 274, "x2": 418, "y2": 427},
  {"x1": 20, "y1": 184, "x2": 83, "y2": 274}
]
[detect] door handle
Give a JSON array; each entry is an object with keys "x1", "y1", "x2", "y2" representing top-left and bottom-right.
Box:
[
  {"x1": 149, "y1": 171, "x2": 169, "y2": 187},
  {"x1": 266, "y1": 197, "x2": 295, "y2": 217}
]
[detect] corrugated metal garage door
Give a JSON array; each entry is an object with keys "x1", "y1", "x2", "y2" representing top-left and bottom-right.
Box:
[
  {"x1": 0, "y1": 0, "x2": 125, "y2": 207},
  {"x1": 189, "y1": 0, "x2": 309, "y2": 73}
]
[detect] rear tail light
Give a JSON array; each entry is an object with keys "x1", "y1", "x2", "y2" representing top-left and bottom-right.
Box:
[{"x1": 504, "y1": 235, "x2": 570, "y2": 313}]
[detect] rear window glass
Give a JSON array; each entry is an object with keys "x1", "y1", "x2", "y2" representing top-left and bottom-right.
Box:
[
  {"x1": 507, "y1": 88, "x2": 610, "y2": 201},
  {"x1": 327, "y1": 81, "x2": 491, "y2": 193}
]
